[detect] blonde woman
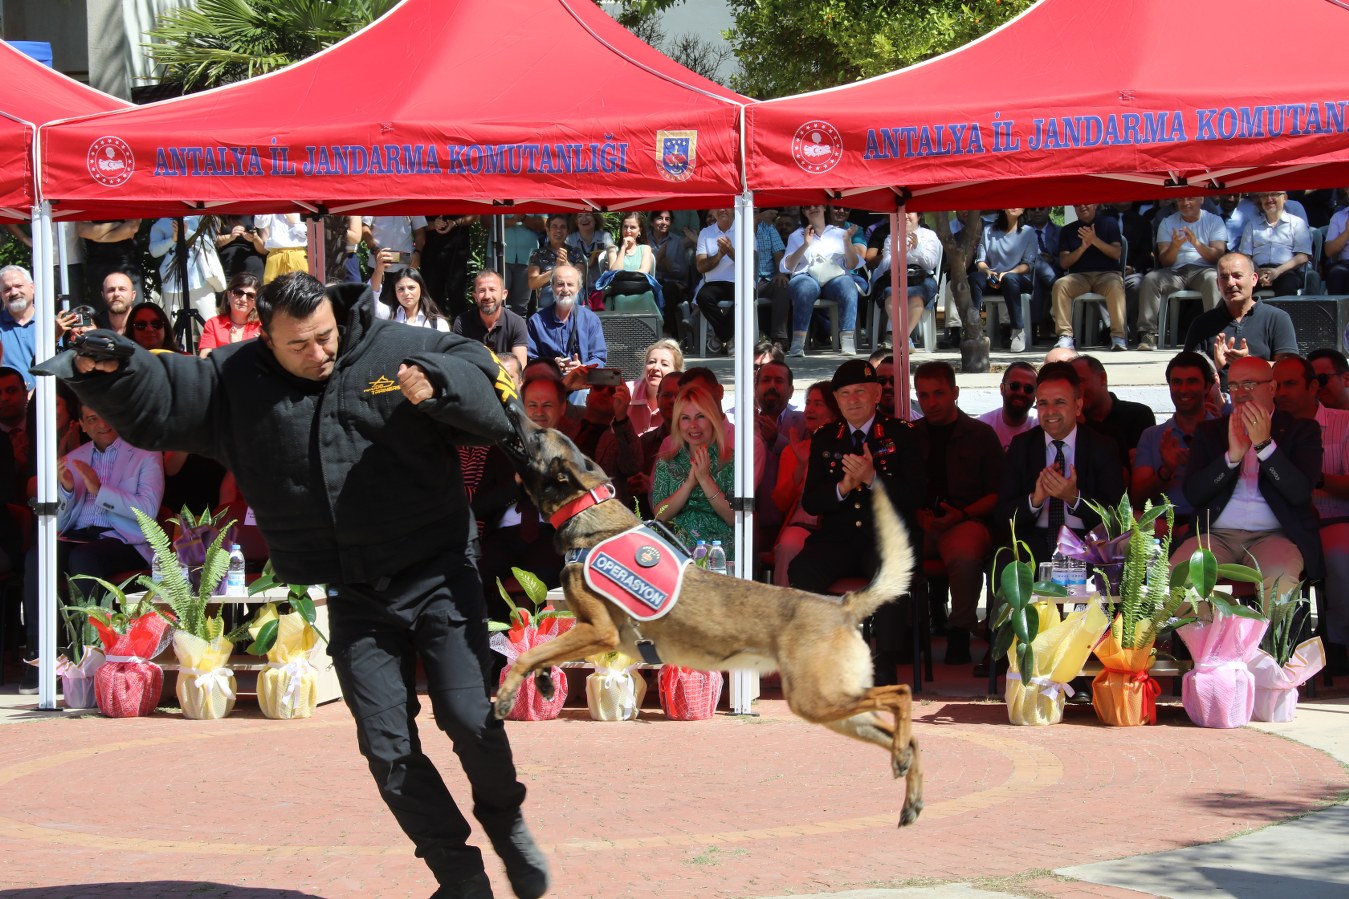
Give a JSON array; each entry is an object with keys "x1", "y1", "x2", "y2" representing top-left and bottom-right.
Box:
[
  {"x1": 652, "y1": 384, "x2": 734, "y2": 546},
  {"x1": 627, "y1": 338, "x2": 683, "y2": 434}
]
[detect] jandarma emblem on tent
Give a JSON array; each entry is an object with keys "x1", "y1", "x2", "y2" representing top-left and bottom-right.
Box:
[
  {"x1": 792, "y1": 120, "x2": 843, "y2": 174},
  {"x1": 656, "y1": 130, "x2": 697, "y2": 181},
  {"x1": 87, "y1": 136, "x2": 134, "y2": 187}
]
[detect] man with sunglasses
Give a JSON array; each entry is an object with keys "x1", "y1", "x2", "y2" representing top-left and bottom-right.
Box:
[
  {"x1": 1132, "y1": 351, "x2": 1218, "y2": 534},
  {"x1": 1272, "y1": 354, "x2": 1349, "y2": 674},
  {"x1": 1177, "y1": 356, "x2": 1322, "y2": 597},
  {"x1": 1308, "y1": 348, "x2": 1349, "y2": 411},
  {"x1": 977, "y1": 361, "x2": 1038, "y2": 452}
]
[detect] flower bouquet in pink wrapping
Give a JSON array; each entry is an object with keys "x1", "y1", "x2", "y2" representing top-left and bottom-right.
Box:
[
  {"x1": 1177, "y1": 611, "x2": 1267, "y2": 728},
  {"x1": 658, "y1": 666, "x2": 723, "y2": 719},
  {"x1": 1247, "y1": 579, "x2": 1325, "y2": 722},
  {"x1": 488, "y1": 567, "x2": 574, "y2": 721}
]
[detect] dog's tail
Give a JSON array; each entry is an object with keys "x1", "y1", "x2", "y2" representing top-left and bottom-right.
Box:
[{"x1": 842, "y1": 487, "x2": 916, "y2": 622}]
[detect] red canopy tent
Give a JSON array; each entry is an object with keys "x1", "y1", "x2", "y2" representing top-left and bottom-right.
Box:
[
  {"x1": 746, "y1": 0, "x2": 1349, "y2": 212},
  {"x1": 39, "y1": 0, "x2": 747, "y2": 219},
  {"x1": 0, "y1": 40, "x2": 127, "y2": 219}
]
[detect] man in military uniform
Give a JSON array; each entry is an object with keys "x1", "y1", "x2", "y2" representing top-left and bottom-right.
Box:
[{"x1": 788, "y1": 359, "x2": 924, "y2": 684}]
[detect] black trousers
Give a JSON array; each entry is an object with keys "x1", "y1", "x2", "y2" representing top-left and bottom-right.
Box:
[
  {"x1": 695, "y1": 280, "x2": 736, "y2": 342},
  {"x1": 23, "y1": 536, "x2": 146, "y2": 649},
  {"x1": 327, "y1": 551, "x2": 527, "y2": 886}
]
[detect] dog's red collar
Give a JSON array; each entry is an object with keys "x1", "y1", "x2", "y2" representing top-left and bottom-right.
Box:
[{"x1": 548, "y1": 482, "x2": 618, "y2": 528}]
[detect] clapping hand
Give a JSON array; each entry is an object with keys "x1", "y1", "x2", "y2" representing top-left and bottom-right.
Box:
[{"x1": 839, "y1": 444, "x2": 875, "y2": 494}]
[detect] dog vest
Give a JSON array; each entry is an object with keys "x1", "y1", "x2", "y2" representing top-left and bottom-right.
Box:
[{"x1": 566, "y1": 524, "x2": 691, "y2": 622}]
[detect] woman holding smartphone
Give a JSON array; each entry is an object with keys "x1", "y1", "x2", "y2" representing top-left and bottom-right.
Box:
[{"x1": 371, "y1": 256, "x2": 450, "y2": 332}]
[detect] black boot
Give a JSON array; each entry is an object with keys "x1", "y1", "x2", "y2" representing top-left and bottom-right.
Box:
[
  {"x1": 488, "y1": 818, "x2": 549, "y2": 899},
  {"x1": 430, "y1": 871, "x2": 494, "y2": 899},
  {"x1": 944, "y1": 628, "x2": 972, "y2": 666}
]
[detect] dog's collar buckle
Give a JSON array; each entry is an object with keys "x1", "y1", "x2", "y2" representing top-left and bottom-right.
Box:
[{"x1": 549, "y1": 482, "x2": 617, "y2": 528}]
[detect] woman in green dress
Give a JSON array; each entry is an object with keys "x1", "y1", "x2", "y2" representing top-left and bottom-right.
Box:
[{"x1": 651, "y1": 384, "x2": 735, "y2": 548}]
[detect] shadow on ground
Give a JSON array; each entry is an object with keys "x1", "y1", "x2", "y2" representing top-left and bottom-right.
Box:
[{"x1": 0, "y1": 885, "x2": 324, "y2": 898}]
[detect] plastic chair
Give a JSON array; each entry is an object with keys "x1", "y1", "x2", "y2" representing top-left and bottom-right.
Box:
[
  {"x1": 984, "y1": 292, "x2": 1031, "y2": 348},
  {"x1": 611, "y1": 291, "x2": 663, "y2": 322},
  {"x1": 1159, "y1": 290, "x2": 1203, "y2": 349},
  {"x1": 869, "y1": 241, "x2": 945, "y2": 352}
]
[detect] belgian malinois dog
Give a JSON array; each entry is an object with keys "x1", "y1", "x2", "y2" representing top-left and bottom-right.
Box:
[{"x1": 495, "y1": 400, "x2": 922, "y2": 826}]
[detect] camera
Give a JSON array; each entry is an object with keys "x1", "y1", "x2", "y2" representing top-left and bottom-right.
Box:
[
  {"x1": 585, "y1": 368, "x2": 623, "y2": 387},
  {"x1": 69, "y1": 304, "x2": 96, "y2": 330}
]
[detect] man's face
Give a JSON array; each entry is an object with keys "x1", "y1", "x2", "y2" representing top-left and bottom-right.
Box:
[
  {"x1": 1035, "y1": 379, "x2": 1082, "y2": 440},
  {"x1": 1217, "y1": 255, "x2": 1259, "y2": 308},
  {"x1": 1273, "y1": 359, "x2": 1318, "y2": 418},
  {"x1": 584, "y1": 383, "x2": 616, "y2": 421},
  {"x1": 1070, "y1": 359, "x2": 1107, "y2": 416},
  {"x1": 1025, "y1": 207, "x2": 1049, "y2": 227},
  {"x1": 523, "y1": 379, "x2": 564, "y2": 429},
  {"x1": 261, "y1": 299, "x2": 340, "y2": 382},
  {"x1": 1258, "y1": 191, "x2": 1287, "y2": 220},
  {"x1": 657, "y1": 375, "x2": 682, "y2": 423},
  {"x1": 1310, "y1": 356, "x2": 1349, "y2": 409},
  {"x1": 0, "y1": 375, "x2": 26, "y2": 424},
  {"x1": 1073, "y1": 204, "x2": 1098, "y2": 224},
  {"x1": 551, "y1": 267, "x2": 580, "y2": 310},
  {"x1": 0, "y1": 271, "x2": 33, "y2": 317},
  {"x1": 875, "y1": 362, "x2": 895, "y2": 412},
  {"x1": 1229, "y1": 358, "x2": 1275, "y2": 411},
  {"x1": 1001, "y1": 367, "x2": 1037, "y2": 416},
  {"x1": 713, "y1": 208, "x2": 734, "y2": 230},
  {"x1": 915, "y1": 376, "x2": 958, "y2": 425},
  {"x1": 1167, "y1": 365, "x2": 1210, "y2": 417},
  {"x1": 473, "y1": 274, "x2": 503, "y2": 317},
  {"x1": 835, "y1": 382, "x2": 881, "y2": 427},
  {"x1": 79, "y1": 406, "x2": 118, "y2": 450},
  {"x1": 755, "y1": 363, "x2": 791, "y2": 417},
  {"x1": 1175, "y1": 196, "x2": 1203, "y2": 220},
  {"x1": 102, "y1": 274, "x2": 135, "y2": 314}
]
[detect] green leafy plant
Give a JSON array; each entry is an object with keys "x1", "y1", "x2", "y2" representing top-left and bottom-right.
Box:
[
  {"x1": 218, "y1": 560, "x2": 328, "y2": 655},
  {"x1": 1257, "y1": 577, "x2": 1309, "y2": 666},
  {"x1": 132, "y1": 506, "x2": 235, "y2": 642},
  {"x1": 990, "y1": 522, "x2": 1067, "y2": 684},
  {"x1": 61, "y1": 577, "x2": 131, "y2": 661},
  {"x1": 488, "y1": 567, "x2": 574, "y2": 636}
]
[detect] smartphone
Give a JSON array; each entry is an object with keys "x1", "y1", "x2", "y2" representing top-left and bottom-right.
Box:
[
  {"x1": 585, "y1": 367, "x2": 623, "y2": 387},
  {"x1": 387, "y1": 250, "x2": 408, "y2": 263}
]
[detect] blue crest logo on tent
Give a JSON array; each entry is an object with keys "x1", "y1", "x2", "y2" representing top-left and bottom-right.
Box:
[{"x1": 656, "y1": 130, "x2": 697, "y2": 182}]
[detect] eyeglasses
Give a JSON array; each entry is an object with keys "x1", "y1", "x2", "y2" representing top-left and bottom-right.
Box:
[
  {"x1": 229, "y1": 288, "x2": 257, "y2": 299},
  {"x1": 1230, "y1": 378, "x2": 1273, "y2": 392},
  {"x1": 1005, "y1": 381, "x2": 1036, "y2": 394},
  {"x1": 1315, "y1": 373, "x2": 1334, "y2": 387},
  {"x1": 132, "y1": 320, "x2": 165, "y2": 331}
]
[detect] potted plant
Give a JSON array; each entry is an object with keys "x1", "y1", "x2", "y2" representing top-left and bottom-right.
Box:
[
  {"x1": 229, "y1": 563, "x2": 329, "y2": 720},
  {"x1": 584, "y1": 650, "x2": 645, "y2": 721},
  {"x1": 1247, "y1": 579, "x2": 1325, "y2": 722},
  {"x1": 990, "y1": 526, "x2": 1098, "y2": 726},
  {"x1": 134, "y1": 507, "x2": 238, "y2": 720},
  {"x1": 55, "y1": 580, "x2": 113, "y2": 710},
  {"x1": 66, "y1": 574, "x2": 173, "y2": 718},
  {"x1": 488, "y1": 567, "x2": 574, "y2": 721}
]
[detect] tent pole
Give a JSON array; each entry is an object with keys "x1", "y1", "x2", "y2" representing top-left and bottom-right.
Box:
[
  {"x1": 892, "y1": 208, "x2": 911, "y2": 420},
  {"x1": 56, "y1": 221, "x2": 69, "y2": 298},
  {"x1": 308, "y1": 218, "x2": 326, "y2": 281},
  {"x1": 32, "y1": 202, "x2": 59, "y2": 711},
  {"x1": 729, "y1": 189, "x2": 758, "y2": 716}
]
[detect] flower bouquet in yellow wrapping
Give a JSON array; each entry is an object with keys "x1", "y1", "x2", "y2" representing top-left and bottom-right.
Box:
[
  {"x1": 990, "y1": 525, "x2": 1072, "y2": 724},
  {"x1": 249, "y1": 602, "x2": 320, "y2": 719},
  {"x1": 173, "y1": 630, "x2": 236, "y2": 720},
  {"x1": 1006, "y1": 597, "x2": 1108, "y2": 725},
  {"x1": 584, "y1": 650, "x2": 646, "y2": 721}
]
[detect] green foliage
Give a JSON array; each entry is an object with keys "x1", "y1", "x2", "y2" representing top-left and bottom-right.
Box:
[
  {"x1": 146, "y1": 0, "x2": 399, "y2": 91},
  {"x1": 725, "y1": 0, "x2": 1035, "y2": 98},
  {"x1": 1259, "y1": 578, "x2": 1309, "y2": 666},
  {"x1": 989, "y1": 522, "x2": 1065, "y2": 682},
  {"x1": 220, "y1": 560, "x2": 328, "y2": 651},
  {"x1": 61, "y1": 578, "x2": 122, "y2": 663},
  {"x1": 489, "y1": 566, "x2": 574, "y2": 633},
  {"x1": 132, "y1": 507, "x2": 235, "y2": 641}
]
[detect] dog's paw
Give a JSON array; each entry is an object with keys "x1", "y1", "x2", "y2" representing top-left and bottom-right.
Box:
[
  {"x1": 897, "y1": 798, "x2": 923, "y2": 828},
  {"x1": 535, "y1": 669, "x2": 555, "y2": 701},
  {"x1": 494, "y1": 689, "x2": 518, "y2": 720}
]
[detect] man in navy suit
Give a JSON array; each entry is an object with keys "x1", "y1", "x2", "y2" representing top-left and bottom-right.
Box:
[
  {"x1": 998, "y1": 362, "x2": 1126, "y2": 565},
  {"x1": 1176, "y1": 356, "x2": 1322, "y2": 594}
]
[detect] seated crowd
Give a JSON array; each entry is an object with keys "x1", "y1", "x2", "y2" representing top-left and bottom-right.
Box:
[{"x1": 7, "y1": 193, "x2": 1349, "y2": 698}]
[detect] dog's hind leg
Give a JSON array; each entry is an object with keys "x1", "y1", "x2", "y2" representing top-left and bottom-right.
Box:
[{"x1": 494, "y1": 566, "x2": 623, "y2": 720}]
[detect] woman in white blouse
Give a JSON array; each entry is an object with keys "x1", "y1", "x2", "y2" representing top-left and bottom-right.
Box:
[
  {"x1": 371, "y1": 250, "x2": 450, "y2": 332},
  {"x1": 781, "y1": 204, "x2": 864, "y2": 357},
  {"x1": 254, "y1": 213, "x2": 309, "y2": 283}
]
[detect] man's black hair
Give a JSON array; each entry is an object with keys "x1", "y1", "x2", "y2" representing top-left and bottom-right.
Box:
[
  {"x1": 1037, "y1": 361, "x2": 1081, "y2": 392},
  {"x1": 256, "y1": 272, "x2": 327, "y2": 332},
  {"x1": 913, "y1": 360, "x2": 956, "y2": 389},
  {"x1": 1002, "y1": 360, "x2": 1037, "y2": 382},
  {"x1": 1308, "y1": 347, "x2": 1349, "y2": 374},
  {"x1": 1165, "y1": 350, "x2": 1217, "y2": 385}
]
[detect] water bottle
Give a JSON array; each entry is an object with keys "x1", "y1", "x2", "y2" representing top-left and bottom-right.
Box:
[
  {"x1": 1144, "y1": 538, "x2": 1165, "y2": 598},
  {"x1": 1068, "y1": 559, "x2": 1088, "y2": 597},
  {"x1": 1050, "y1": 550, "x2": 1070, "y2": 589},
  {"x1": 692, "y1": 540, "x2": 708, "y2": 568},
  {"x1": 706, "y1": 540, "x2": 728, "y2": 575},
  {"x1": 225, "y1": 544, "x2": 247, "y2": 596},
  {"x1": 150, "y1": 554, "x2": 164, "y2": 584}
]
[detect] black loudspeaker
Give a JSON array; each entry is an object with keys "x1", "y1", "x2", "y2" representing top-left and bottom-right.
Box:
[
  {"x1": 1263, "y1": 296, "x2": 1349, "y2": 355},
  {"x1": 597, "y1": 312, "x2": 661, "y2": 380}
]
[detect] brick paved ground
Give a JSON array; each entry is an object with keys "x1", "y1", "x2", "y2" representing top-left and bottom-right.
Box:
[{"x1": 0, "y1": 692, "x2": 1343, "y2": 899}]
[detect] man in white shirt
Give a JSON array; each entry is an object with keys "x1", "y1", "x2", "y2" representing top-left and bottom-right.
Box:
[
  {"x1": 1136, "y1": 196, "x2": 1227, "y2": 351},
  {"x1": 693, "y1": 208, "x2": 737, "y2": 354},
  {"x1": 977, "y1": 361, "x2": 1038, "y2": 452}
]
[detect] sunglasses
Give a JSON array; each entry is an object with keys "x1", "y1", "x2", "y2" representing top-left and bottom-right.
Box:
[
  {"x1": 132, "y1": 320, "x2": 165, "y2": 331},
  {"x1": 229, "y1": 288, "x2": 257, "y2": 299},
  {"x1": 1005, "y1": 381, "x2": 1036, "y2": 394},
  {"x1": 1315, "y1": 372, "x2": 1334, "y2": 387}
]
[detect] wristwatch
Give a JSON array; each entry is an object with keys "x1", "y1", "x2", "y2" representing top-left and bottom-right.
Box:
[{"x1": 1253, "y1": 438, "x2": 1273, "y2": 453}]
